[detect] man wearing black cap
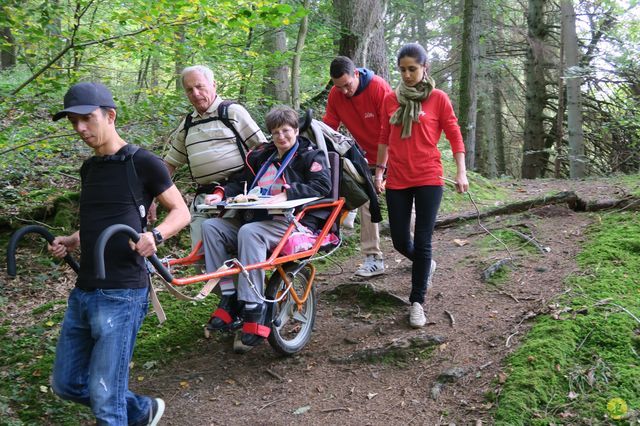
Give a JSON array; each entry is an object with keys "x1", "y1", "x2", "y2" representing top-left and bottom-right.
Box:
[{"x1": 48, "y1": 82, "x2": 190, "y2": 425}]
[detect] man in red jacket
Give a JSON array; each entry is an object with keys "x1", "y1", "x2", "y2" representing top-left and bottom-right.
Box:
[{"x1": 323, "y1": 56, "x2": 392, "y2": 277}]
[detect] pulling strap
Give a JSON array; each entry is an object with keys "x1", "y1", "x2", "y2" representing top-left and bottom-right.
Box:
[{"x1": 147, "y1": 264, "x2": 231, "y2": 324}]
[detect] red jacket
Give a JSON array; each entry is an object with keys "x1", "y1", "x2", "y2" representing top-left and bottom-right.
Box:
[
  {"x1": 381, "y1": 89, "x2": 465, "y2": 189},
  {"x1": 323, "y1": 75, "x2": 392, "y2": 165}
]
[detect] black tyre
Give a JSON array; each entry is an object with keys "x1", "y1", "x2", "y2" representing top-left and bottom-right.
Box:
[{"x1": 266, "y1": 264, "x2": 316, "y2": 355}]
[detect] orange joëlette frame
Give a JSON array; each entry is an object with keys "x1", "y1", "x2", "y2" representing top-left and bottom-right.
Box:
[{"x1": 162, "y1": 199, "x2": 344, "y2": 301}]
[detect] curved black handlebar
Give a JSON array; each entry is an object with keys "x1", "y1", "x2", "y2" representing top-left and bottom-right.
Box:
[
  {"x1": 94, "y1": 224, "x2": 174, "y2": 283},
  {"x1": 6, "y1": 225, "x2": 80, "y2": 277}
]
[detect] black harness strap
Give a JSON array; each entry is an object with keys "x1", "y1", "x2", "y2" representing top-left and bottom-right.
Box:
[
  {"x1": 182, "y1": 100, "x2": 249, "y2": 165},
  {"x1": 122, "y1": 145, "x2": 146, "y2": 230},
  {"x1": 82, "y1": 144, "x2": 146, "y2": 231}
]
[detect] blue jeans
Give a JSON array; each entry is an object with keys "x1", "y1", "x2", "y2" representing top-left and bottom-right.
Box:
[
  {"x1": 52, "y1": 286, "x2": 152, "y2": 426},
  {"x1": 386, "y1": 186, "x2": 443, "y2": 304}
]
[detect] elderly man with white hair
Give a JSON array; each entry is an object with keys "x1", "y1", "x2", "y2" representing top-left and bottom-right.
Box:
[{"x1": 162, "y1": 65, "x2": 267, "y2": 252}]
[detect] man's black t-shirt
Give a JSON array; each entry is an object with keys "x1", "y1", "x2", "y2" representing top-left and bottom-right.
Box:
[{"x1": 76, "y1": 145, "x2": 173, "y2": 290}]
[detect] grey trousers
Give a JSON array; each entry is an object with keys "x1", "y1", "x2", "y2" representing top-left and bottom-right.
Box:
[
  {"x1": 189, "y1": 193, "x2": 218, "y2": 253},
  {"x1": 201, "y1": 217, "x2": 290, "y2": 304}
]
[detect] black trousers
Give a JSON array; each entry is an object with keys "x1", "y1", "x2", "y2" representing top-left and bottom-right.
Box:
[{"x1": 386, "y1": 185, "x2": 443, "y2": 304}]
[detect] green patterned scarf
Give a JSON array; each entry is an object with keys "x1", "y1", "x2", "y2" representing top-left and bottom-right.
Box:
[{"x1": 390, "y1": 76, "x2": 435, "y2": 139}]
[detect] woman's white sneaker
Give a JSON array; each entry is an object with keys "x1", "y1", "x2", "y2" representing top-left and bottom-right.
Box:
[{"x1": 409, "y1": 302, "x2": 426, "y2": 328}]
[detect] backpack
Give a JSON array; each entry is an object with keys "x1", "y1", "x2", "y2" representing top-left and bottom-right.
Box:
[
  {"x1": 80, "y1": 144, "x2": 146, "y2": 229},
  {"x1": 182, "y1": 100, "x2": 250, "y2": 184},
  {"x1": 299, "y1": 117, "x2": 382, "y2": 222}
]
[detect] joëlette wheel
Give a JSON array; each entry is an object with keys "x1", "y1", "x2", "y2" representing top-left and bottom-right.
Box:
[{"x1": 266, "y1": 263, "x2": 316, "y2": 355}]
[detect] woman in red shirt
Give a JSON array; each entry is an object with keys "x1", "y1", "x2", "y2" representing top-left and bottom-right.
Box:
[{"x1": 376, "y1": 43, "x2": 469, "y2": 328}]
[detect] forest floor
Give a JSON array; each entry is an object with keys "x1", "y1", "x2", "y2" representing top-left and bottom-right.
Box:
[
  {"x1": 1, "y1": 177, "x2": 635, "y2": 425},
  {"x1": 130, "y1": 178, "x2": 632, "y2": 425}
]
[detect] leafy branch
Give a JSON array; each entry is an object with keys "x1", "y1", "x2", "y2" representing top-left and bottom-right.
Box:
[{"x1": 6, "y1": 2, "x2": 194, "y2": 98}]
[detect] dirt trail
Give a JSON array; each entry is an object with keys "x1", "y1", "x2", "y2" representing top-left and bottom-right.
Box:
[{"x1": 131, "y1": 179, "x2": 628, "y2": 425}]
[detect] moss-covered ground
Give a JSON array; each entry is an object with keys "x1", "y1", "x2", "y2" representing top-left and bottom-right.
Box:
[{"x1": 494, "y1": 212, "x2": 640, "y2": 424}]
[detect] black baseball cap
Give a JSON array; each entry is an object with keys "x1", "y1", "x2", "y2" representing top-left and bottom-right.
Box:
[{"x1": 52, "y1": 82, "x2": 117, "y2": 121}]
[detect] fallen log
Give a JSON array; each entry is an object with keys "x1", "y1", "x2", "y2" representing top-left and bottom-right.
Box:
[
  {"x1": 569, "y1": 196, "x2": 640, "y2": 212},
  {"x1": 436, "y1": 191, "x2": 640, "y2": 228},
  {"x1": 436, "y1": 191, "x2": 579, "y2": 228}
]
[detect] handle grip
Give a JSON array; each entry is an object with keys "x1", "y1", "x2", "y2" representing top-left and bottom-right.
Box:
[
  {"x1": 6, "y1": 225, "x2": 80, "y2": 277},
  {"x1": 94, "y1": 224, "x2": 174, "y2": 283}
]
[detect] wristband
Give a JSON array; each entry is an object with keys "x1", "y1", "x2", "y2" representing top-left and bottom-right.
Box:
[{"x1": 375, "y1": 164, "x2": 387, "y2": 170}]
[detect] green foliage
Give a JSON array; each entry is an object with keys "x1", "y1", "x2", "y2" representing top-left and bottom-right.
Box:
[
  {"x1": 0, "y1": 309, "x2": 93, "y2": 424},
  {"x1": 0, "y1": 0, "x2": 342, "y2": 228},
  {"x1": 495, "y1": 212, "x2": 640, "y2": 424},
  {"x1": 439, "y1": 141, "x2": 509, "y2": 215},
  {"x1": 133, "y1": 291, "x2": 218, "y2": 364}
]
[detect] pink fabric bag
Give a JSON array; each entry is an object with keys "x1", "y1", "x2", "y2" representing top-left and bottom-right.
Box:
[{"x1": 281, "y1": 228, "x2": 340, "y2": 256}]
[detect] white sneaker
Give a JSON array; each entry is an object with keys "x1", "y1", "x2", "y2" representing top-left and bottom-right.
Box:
[
  {"x1": 409, "y1": 302, "x2": 426, "y2": 328},
  {"x1": 427, "y1": 259, "x2": 437, "y2": 289},
  {"x1": 148, "y1": 398, "x2": 165, "y2": 426},
  {"x1": 343, "y1": 209, "x2": 357, "y2": 229},
  {"x1": 355, "y1": 255, "x2": 385, "y2": 277}
]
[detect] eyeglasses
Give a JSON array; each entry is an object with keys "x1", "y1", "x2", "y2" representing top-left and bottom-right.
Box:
[{"x1": 271, "y1": 127, "x2": 295, "y2": 138}]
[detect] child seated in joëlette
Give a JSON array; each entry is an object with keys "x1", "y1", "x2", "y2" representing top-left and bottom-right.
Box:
[{"x1": 201, "y1": 105, "x2": 332, "y2": 347}]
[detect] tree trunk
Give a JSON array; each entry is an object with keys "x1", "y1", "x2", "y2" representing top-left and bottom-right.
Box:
[
  {"x1": 493, "y1": 80, "x2": 506, "y2": 176},
  {"x1": 458, "y1": 0, "x2": 480, "y2": 170},
  {"x1": 561, "y1": 0, "x2": 585, "y2": 178},
  {"x1": 291, "y1": 0, "x2": 311, "y2": 110},
  {"x1": 238, "y1": 27, "x2": 255, "y2": 103},
  {"x1": 175, "y1": 29, "x2": 186, "y2": 92},
  {"x1": 263, "y1": 27, "x2": 290, "y2": 103},
  {"x1": 151, "y1": 55, "x2": 159, "y2": 88},
  {"x1": 134, "y1": 54, "x2": 151, "y2": 103},
  {"x1": 474, "y1": 97, "x2": 485, "y2": 174},
  {"x1": 333, "y1": 0, "x2": 388, "y2": 78},
  {"x1": 448, "y1": 0, "x2": 464, "y2": 110},
  {"x1": 415, "y1": 0, "x2": 429, "y2": 51},
  {"x1": 521, "y1": 0, "x2": 549, "y2": 178},
  {"x1": 365, "y1": 21, "x2": 389, "y2": 81},
  {"x1": 555, "y1": 27, "x2": 565, "y2": 179},
  {"x1": 0, "y1": 26, "x2": 16, "y2": 69}
]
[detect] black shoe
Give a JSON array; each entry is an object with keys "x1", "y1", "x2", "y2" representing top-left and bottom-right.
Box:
[
  {"x1": 207, "y1": 293, "x2": 240, "y2": 332},
  {"x1": 240, "y1": 303, "x2": 270, "y2": 346}
]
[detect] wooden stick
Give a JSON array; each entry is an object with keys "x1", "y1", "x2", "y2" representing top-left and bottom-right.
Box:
[
  {"x1": 320, "y1": 407, "x2": 352, "y2": 413},
  {"x1": 258, "y1": 398, "x2": 287, "y2": 411},
  {"x1": 265, "y1": 368, "x2": 285, "y2": 381},
  {"x1": 498, "y1": 290, "x2": 520, "y2": 303},
  {"x1": 444, "y1": 310, "x2": 455, "y2": 327},
  {"x1": 479, "y1": 361, "x2": 493, "y2": 370}
]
